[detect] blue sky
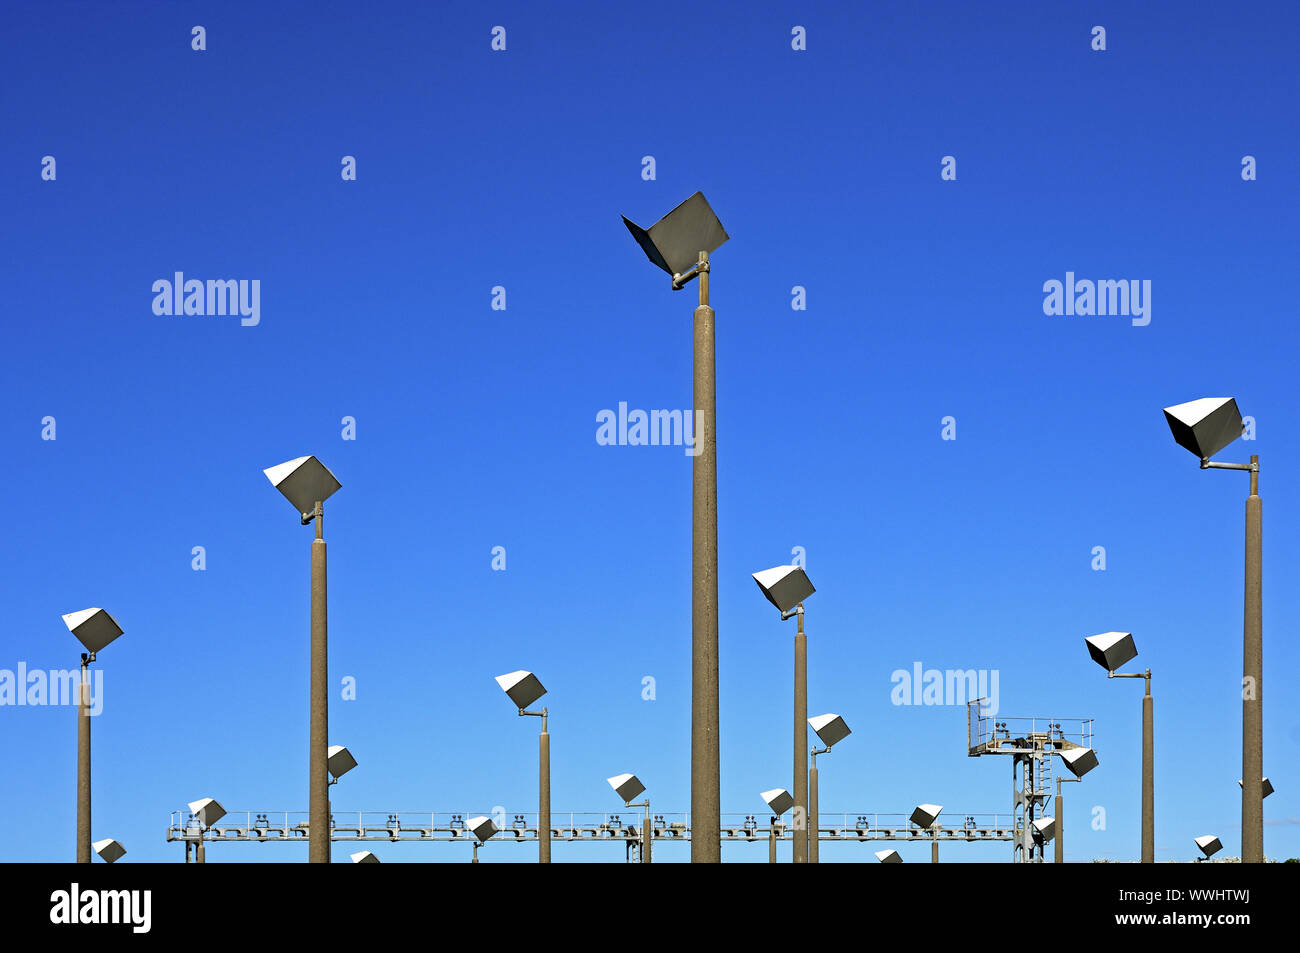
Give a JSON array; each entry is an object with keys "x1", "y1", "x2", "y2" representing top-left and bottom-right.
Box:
[{"x1": 1, "y1": 0, "x2": 1297, "y2": 862}]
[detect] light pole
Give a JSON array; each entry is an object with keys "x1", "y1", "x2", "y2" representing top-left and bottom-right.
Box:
[
  {"x1": 62, "y1": 608, "x2": 123, "y2": 864},
  {"x1": 467, "y1": 816, "x2": 498, "y2": 863},
  {"x1": 1163, "y1": 397, "x2": 1263, "y2": 862},
  {"x1": 752, "y1": 563, "x2": 816, "y2": 862},
  {"x1": 495, "y1": 670, "x2": 550, "y2": 863},
  {"x1": 608, "y1": 773, "x2": 651, "y2": 864},
  {"x1": 264, "y1": 455, "x2": 341, "y2": 864},
  {"x1": 187, "y1": 798, "x2": 225, "y2": 864},
  {"x1": 807, "y1": 713, "x2": 850, "y2": 864},
  {"x1": 1053, "y1": 777, "x2": 1080, "y2": 863},
  {"x1": 760, "y1": 788, "x2": 794, "y2": 863},
  {"x1": 1085, "y1": 631, "x2": 1152, "y2": 862},
  {"x1": 624, "y1": 192, "x2": 729, "y2": 864},
  {"x1": 910, "y1": 804, "x2": 943, "y2": 863}
]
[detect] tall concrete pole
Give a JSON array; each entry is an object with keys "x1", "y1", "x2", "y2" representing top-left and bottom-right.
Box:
[
  {"x1": 691, "y1": 250, "x2": 720, "y2": 863},
  {"x1": 1142, "y1": 674, "x2": 1154, "y2": 863},
  {"x1": 539, "y1": 712, "x2": 551, "y2": 863},
  {"x1": 768, "y1": 820, "x2": 777, "y2": 863},
  {"x1": 809, "y1": 758, "x2": 819, "y2": 863},
  {"x1": 794, "y1": 609, "x2": 807, "y2": 863},
  {"x1": 76, "y1": 655, "x2": 91, "y2": 863},
  {"x1": 1055, "y1": 780, "x2": 1063, "y2": 864},
  {"x1": 931, "y1": 832, "x2": 939, "y2": 864},
  {"x1": 310, "y1": 502, "x2": 330, "y2": 863},
  {"x1": 1243, "y1": 456, "x2": 1263, "y2": 862}
]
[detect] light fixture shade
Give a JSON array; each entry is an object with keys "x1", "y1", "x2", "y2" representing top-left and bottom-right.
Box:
[
  {"x1": 1194, "y1": 834, "x2": 1222, "y2": 858},
  {"x1": 1032, "y1": 816, "x2": 1056, "y2": 842},
  {"x1": 264, "y1": 455, "x2": 341, "y2": 515},
  {"x1": 62, "y1": 608, "x2": 123, "y2": 654},
  {"x1": 1238, "y1": 777, "x2": 1274, "y2": 798},
  {"x1": 187, "y1": 798, "x2": 226, "y2": 827},
  {"x1": 809, "y1": 713, "x2": 851, "y2": 748},
  {"x1": 622, "y1": 191, "x2": 729, "y2": 278},
  {"x1": 1085, "y1": 632, "x2": 1138, "y2": 672},
  {"x1": 607, "y1": 773, "x2": 646, "y2": 803},
  {"x1": 1163, "y1": 397, "x2": 1243, "y2": 461},
  {"x1": 752, "y1": 565, "x2": 816, "y2": 614},
  {"x1": 327, "y1": 745, "x2": 358, "y2": 779},
  {"x1": 874, "y1": 849, "x2": 902, "y2": 863},
  {"x1": 761, "y1": 788, "x2": 794, "y2": 816},
  {"x1": 495, "y1": 670, "x2": 546, "y2": 710},
  {"x1": 93, "y1": 838, "x2": 126, "y2": 863},
  {"x1": 467, "y1": 816, "x2": 498, "y2": 842},
  {"x1": 910, "y1": 804, "x2": 943, "y2": 830},
  {"x1": 350, "y1": 850, "x2": 380, "y2": 863},
  {"x1": 1060, "y1": 747, "x2": 1099, "y2": 778}
]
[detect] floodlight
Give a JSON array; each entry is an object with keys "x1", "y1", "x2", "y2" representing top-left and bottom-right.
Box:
[
  {"x1": 1194, "y1": 835, "x2": 1222, "y2": 859},
  {"x1": 1238, "y1": 777, "x2": 1274, "y2": 798},
  {"x1": 874, "y1": 849, "x2": 902, "y2": 863},
  {"x1": 495, "y1": 670, "x2": 546, "y2": 710},
  {"x1": 608, "y1": 773, "x2": 646, "y2": 803},
  {"x1": 808, "y1": 713, "x2": 851, "y2": 749},
  {"x1": 1060, "y1": 746, "x2": 1099, "y2": 778},
  {"x1": 350, "y1": 850, "x2": 380, "y2": 863},
  {"x1": 187, "y1": 798, "x2": 226, "y2": 827},
  {"x1": 761, "y1": 789, "x2": 794, "y2": 816},
  {"x1": 327, "y1": 745, "x2": 358, "y2": 780},
  {"x1": 93, "y1": 838, "x2": 125, "y2": 864},
  {"x1": 622, "y1": 191, "x2": 729, "y2": 280},
  {"x1": 263, "y1": 455, "x2": 341, "y2": 517},
  {"x1": 1163, "y1": 398, "x2": 1244, "y2": 462},
  {"x1": 1032, "y1": 816, "x2": 1056, "y2": 843},
  {"x1": 1085, "y1": 632, "x2": 1138, "y2": 672},
  {"x1": 62, "y1": 608, "x2": 123, "y2": 655},
  {"x1": 467, "y1": 816, "x2": 498, "y2": 843},
  {"x1": 752, "y1": 565, "x2": 815, "y2": 615},
  {"x1": 910, "y1": 804, "x2": 943, "y2": 830}
]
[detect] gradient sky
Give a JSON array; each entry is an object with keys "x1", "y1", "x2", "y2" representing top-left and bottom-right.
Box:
[{"x1": 1, "y1": 1, "x2": 1297, "y2": 863}]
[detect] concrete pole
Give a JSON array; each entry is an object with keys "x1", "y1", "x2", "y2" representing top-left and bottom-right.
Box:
[
  {"x1": 1142, "y1": 674, "x2": 1154, "y2": 863},
  {"x1": 539, "y1": 716, "x2": 551, "y2": 863},
  {"x1": 1243, "y1": 456, "x2": 1263, "y2": 862},
  {"x1": 691, "y1": 250, "x2": 720, "y2": 863},
  {"x1": 809, "y1": 760, "x2": 819, "y2": 863},
  {"x1": 309, "y1": 502, "x2": 330, "y2": 863},
  {"x1": 1055, "y1": 781, "x2": 1063, "y2": 863},
  {"x1": 932, "y1": 832, "x2": 939, "y2": 864},
  {"x1": 768, "y1": 820, "x2": 777, "y2": 863},
  {"x1": 643, "y1": 803, "x2": 652, "y2": 864},
  {"x1": 794, "y1": 609, "x2": 807, "y2": 863},
  {"x1": 76, "y1": 655, "x2": 91, "y2": 863},
  {"x1": 197, "y1": 826, "x2": 205, "y2": 864}
]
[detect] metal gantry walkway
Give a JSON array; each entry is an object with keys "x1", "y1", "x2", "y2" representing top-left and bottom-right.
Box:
[{"x1": 167, "y1": 809, "x2": 1015, "y2": 859}]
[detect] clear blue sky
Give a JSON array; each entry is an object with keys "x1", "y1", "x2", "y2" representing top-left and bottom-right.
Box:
[{"x1": 1, "y1": 1, "x2": 1296, "y2": 862}]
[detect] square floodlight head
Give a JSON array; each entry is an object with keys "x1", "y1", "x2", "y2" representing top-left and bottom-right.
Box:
[
  {"x1": 263, "y1": 455, "x2": 341, "y2": 516},
  {"x1": 1060, "y1": 746, "x2": 1099, "y2": 778},
  {"x1": 622, "y1": 191, "x2": 729, "y2": 278},
  {"x1": 607, "y1": 773, "x2": 646, "y2": 803},
  {"x1": 1194, "y1": 834, "x2": 1222, "y2": 858},
  {"x1": 752, "y1": 565, "x2": 816, "y2": 615},
  {"x1": 495, "y1": 670, "x2": 546, "y2": 710},
  {"x1": 350, "y1": 850, "x2": 381, "y2": 863},
  {"x1": 93, "y1": 838, "x2": 126, "y2": 863},
  {"x1": 1032, "y1": 816, "x2": 1056, "y2": 842},
  {"x1": 761, "y1": 788, "x2": 794, "y2": 816},
  {"x1": 187, "y1": 798, "x2": 226, "y2": 827},
  {"x1": 910, "y1": 804, "x2": 943, "y2": 830},
  {"x1": 62, "y1": 608, "x2": 123, "y2": 655},
  {"x1": 467, "y1": 816, "x2": 498, "y2": 842},
  {"x1": 327, "y1": 745, "x2": 358, "y2": 780},
  {"x1": 809, "y1": 713, "x2": 851, "y2": 748},
  {"x1": 1085, "y1": 632, "x2": 1138, "y2": 672},
  {"x1": 1163, "y1": 398, "x2": 1243, "y2": 462},
  {"x1": 874, "y1": 849, "x2": 902, "y2": 863},
  {"x1": 1238, "y1": 777, "x2": 1274, "y2": 798}
]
